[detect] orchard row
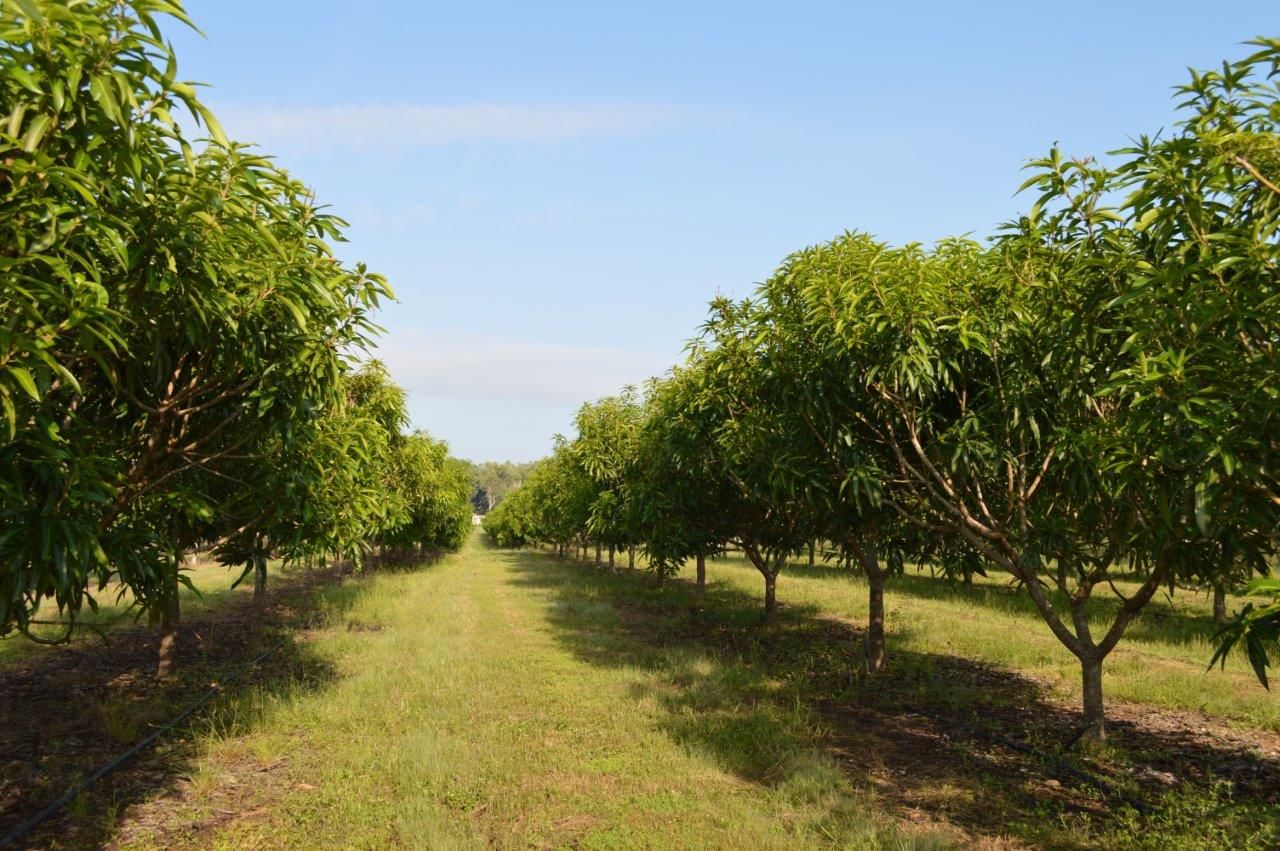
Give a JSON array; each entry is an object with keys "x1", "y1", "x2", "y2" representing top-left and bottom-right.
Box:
[
  {"x1": 0, "y1": 1, "x2": 473, "y2": 673},
  {"x1": 486, "y1": 41, "x2": 1280, "y2": 747}
]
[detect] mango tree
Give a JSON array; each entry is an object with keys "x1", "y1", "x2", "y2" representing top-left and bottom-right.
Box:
[
  {"x1": 0, "y1": 0, "x2": 389, "y2": 679},
  {"x1": 572, "y1": 390, "x2": 642, "y2": 572},
  {"x1": 683, "y1": 300, "x2": 819, "y2": 618},
  {"x1": 1006, "y1": 42, "x2": 1280, "y2": 739},
  {"x1": 747, "y1": 251, "x2": 916, "y2": 672},
  {"x1": 631, "y1": 373, "x2": 735, "y2": 593}
]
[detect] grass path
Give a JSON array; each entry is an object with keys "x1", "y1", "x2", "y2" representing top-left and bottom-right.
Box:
[{"x1": 115, "y1": 536, "x2": 931, "y2": 849}]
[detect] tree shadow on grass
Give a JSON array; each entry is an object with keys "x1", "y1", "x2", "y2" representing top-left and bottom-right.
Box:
[
  {"x1": 500, "y1": 547, "x2": 1280, "y2": 849},
  {"x1": 0, "y1": 557, "x2": 423, "y2": 850}
]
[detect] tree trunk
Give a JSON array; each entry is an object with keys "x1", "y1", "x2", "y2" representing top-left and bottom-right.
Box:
[
  {"x1": 852, "y1": 536, "x2": 887, "y2": 673},
  {"x1": 696, "y1": 551, "x2": 707, "y2": 597},
  {"x1": 1079, "y1": 654, "x2": 1106, "y2": 747},
  {"x1": 865, "y1": 564, "x2": 886, "y2": 673},
  {"x1": 1213, "y1": 582, "x2": 1227, "y2": 626},
  {"x1": 763, "y1": 570, "x2": 778, "y2": 619},
  {"x1": 252, "y1": 552, "x2": 267, "y2": 619},
  {"x1": 743, "y1": 545, "x2": 780, "y2": 620},
  {"x1": 608, "y1": 545, "x2": 615, "y2": 573},
  {"x1": 628, "y1": 545, "x2": 635, "y2": 569},
  {"x1": 155, "y1": 571, "x2": 180, "y2": 681},
  {"x1": 594, "y1": 542, "x2": 602, "y2": 567},
  {"x1": 808, "y1": 539, "x2": 816, "y2": 566}
]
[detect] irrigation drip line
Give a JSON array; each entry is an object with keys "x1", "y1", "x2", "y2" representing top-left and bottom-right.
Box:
[
  {"x1": 910, "y1": 706, "x2": 1150, "y2": 814},
  {"x1": 0, "y1": 636, "x2": 291, "y2": 849}
]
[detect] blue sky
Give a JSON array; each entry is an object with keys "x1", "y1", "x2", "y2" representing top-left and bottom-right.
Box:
[{"x1": 169, "y1": 1, "x2": 1277, "y2": 461}]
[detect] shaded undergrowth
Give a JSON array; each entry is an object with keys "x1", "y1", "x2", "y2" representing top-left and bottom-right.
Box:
[{"x1": 0, "y1": 558, "x2": 423, "y2": 850}]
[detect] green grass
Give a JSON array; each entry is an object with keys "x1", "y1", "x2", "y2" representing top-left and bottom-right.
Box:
[
  {"x1": 691, "y1": 553, "x2": 1280, "y2": 731},
  {"x1": 114, "y1": 538, "x2": 944, "y2": 850},
  {"x1": 25, "y1": 534, "x2": 1276, "y2": 849}
]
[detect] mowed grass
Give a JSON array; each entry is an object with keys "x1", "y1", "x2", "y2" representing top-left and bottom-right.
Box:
[
  {"x1": 11, "y1": 534, "x2": 1276, "y2": 848},
  {"x1": 682, "y1": 553, "x2": 1280, "y2": 731},
  {"x1": 116, "y1": 537, "x2": 941, "y2": 850}
]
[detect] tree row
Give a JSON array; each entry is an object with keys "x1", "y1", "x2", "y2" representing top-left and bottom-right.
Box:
[
  {"x1": 1, "y1": 1, "x2": 473, "y2": 675},
  {"x1": 486, "y1": 41, "x2": 1280, "y2": 747}
]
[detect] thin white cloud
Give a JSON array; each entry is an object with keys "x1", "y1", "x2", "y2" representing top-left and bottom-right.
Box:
[
  {"x1": 373, "y1": 330, "x2": 674, "y2": 403},
  {"x1": 215, "y1": 103, "x2": 687, "y2": 152}
]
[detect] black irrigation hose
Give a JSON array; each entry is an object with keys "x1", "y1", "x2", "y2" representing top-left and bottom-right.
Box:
[
  {"x1": 0, "y1": 636, "x2": 291, "y2": 849},
  {"x1": 910, "y1": 706, "x2": 1150, "y2": 814}
]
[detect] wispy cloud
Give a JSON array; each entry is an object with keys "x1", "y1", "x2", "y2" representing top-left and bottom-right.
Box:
[
  {"x1": 372, "y1": 330, "x2": 675, "y2": 404},
  {"x1": 215, "y1": 103, "x2": 688, "y2": 152}
]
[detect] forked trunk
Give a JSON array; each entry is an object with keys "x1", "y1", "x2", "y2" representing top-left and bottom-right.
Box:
[
  {"x1": 970, "y1": 544, "x2": 1173, "y2": 753},
  {"x1": 155, "y1": 571, "x2": 180, "y2": 681},
  {"x1": 744, "y1": 545, "x2": 781, "y2": 620}
]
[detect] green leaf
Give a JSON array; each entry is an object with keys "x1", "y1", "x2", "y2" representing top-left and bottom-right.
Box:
[
  {"x1": 278, "y1": 295, "x2": 308, "y2": 329},
  {"x1": 1194, "y1": 480, "x2": 1210, "y2": 535},
  {"x1": 6, "y1": 64, "x2": 42, "y2": 95},
  {"x1": 0, "y1": 390, "x2": 13, "y2": 439},
  {"x1": 20, "y1": 112, "x2": 51, "y2": 151},
  {"x1": 9, "y1": 366, "x2": 39, "y2": 401},
  {"x1": 195, "y1": 102, "x2": 227, "y2": 146},
  {"x1": 88, "y1": 76, "x2": 120, "y2": 123},
  {"x1": 12, "y1": 0, "x2": 45, "y2": 25}
]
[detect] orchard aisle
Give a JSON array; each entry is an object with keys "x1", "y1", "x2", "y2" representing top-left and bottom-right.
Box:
[{"x1": 115, "y1": 533, "x2": 914, "y2": 850}]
